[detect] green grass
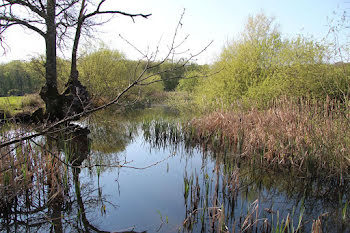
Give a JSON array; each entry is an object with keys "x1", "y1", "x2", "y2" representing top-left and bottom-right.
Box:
[{"x1": 0, "y1": 94, "x2": 43, "y2": 117}]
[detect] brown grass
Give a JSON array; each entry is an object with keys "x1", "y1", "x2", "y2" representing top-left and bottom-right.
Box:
[
  {"x1": 0, "y1": 136, "x2": 67, "y2": 216},
  {"x1": 185, "y1": 97, "x2": 350, "y2": 175}
]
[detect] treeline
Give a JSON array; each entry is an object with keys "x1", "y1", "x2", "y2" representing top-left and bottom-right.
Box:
[
  {"x1": 77, "y1": 48, "x2": 201, "y2": 104},
  {"x1": 4, "y1": 13, "x2": 348, "y2": 110},
  {"x1": 0, "y1": 60, "x2": 44, "y2": 96},
  {"x1": 176, "y1": 13, "x2": 350, "y2": 110},
  {"x1": 0, "y1": 48, "x2": 201, "y2": 103}
]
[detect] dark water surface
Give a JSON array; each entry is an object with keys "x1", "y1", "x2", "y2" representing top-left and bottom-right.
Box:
[{"x1": 1, "y1": 107, "x2": 350, "y2": 233}]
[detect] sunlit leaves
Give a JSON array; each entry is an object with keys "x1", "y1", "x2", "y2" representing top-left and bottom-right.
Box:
[{"x1": 191, "y1": 13, "x2": 350, "y2": 110}]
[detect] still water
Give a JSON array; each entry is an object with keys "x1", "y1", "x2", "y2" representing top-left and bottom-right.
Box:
[{"x1": 1, "y1": 107, "x2": 349, "y2": 232}]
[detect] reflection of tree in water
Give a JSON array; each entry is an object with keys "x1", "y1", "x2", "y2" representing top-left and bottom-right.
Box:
[
  {"x1": 86, "y1": 107, "x2": 178, "y2": 172},
  {"x1": 2, "y1": 109, "x2": 349, "y2": 232},
  {"x1": 89, "y1": 118, "x2": 135, "y2": 154},
  {"x1": 86, "y1": 112, "x2": 138, "y2": 176},
  {"x1": 0, "y1": 125, "x2": 145, "y2": 233}
]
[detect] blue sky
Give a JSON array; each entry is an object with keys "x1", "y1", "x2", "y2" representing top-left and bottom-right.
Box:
[{"x1": 0, "y1": 0, "x2": 347, "y2": 64}]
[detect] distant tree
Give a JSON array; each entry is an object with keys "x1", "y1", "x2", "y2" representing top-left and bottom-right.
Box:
[
  {"x1": 149, "y1": 62, "x2": 201, "y2": 91},
  {"x1": 0, "y1": 60, "x2": 43, "y2": 96},
  {"x1": 159, "y1": 62, "x2": 185, "y2": 91},
  {"x1": 78, "y1": 47, "x2": 130, "y2": 100},
  {"x1": 0, "y1": 8, "x2": 211, "y2": 148},
  {"x1": 0, "y1": 0, "x2": 150, "y2": 120},
  {"x1": 24, "y1": 56, "x2": 70, "y2": 93},
  {"x1": 177, "y1": 65, "x2": 209, "y2": 93},
  {"x1": 79, "y1": 47, "x2": 165, "y2": 105}
]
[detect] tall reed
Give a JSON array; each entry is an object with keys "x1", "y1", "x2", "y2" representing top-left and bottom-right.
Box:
[{"x1": 185, "y1": 97, "x2": 350, "y2": 176}]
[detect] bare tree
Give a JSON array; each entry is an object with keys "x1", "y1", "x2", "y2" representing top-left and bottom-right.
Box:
[
  {"x1": 0, "y1": 7, "x2": 212, "y2": 148},
  {"x1": 0, "y1": 0, "x2": 151, "y2": 120},
  {"x1": 0, "y1": 6, "x2": 214, "y2": 231}
]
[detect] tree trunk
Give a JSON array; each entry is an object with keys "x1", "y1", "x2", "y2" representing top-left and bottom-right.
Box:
[
  {"x1": 39, "y1": 0, "x2": 63, "y2": 121},
  {"x1": 69, "y1": 0, "x2": 85, "y2": 85},
  {"x1": 62, "y1": 0, "x2": 91, "y2": 118},
  {"x1": 35, "y1": 0, "x2": 91, "y2": 122}
]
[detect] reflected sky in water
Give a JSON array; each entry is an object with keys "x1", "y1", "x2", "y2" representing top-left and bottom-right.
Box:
[
  {"x1": 79, "y1": 108, "x2": 350, "y2": 232},
  {"x1": 1, "y1": 107, "x2": 349, "y2": 233}
]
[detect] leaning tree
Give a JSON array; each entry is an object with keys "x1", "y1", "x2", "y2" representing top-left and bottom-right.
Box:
[{"x1": 0, "y1": 0, "x2": 150, "y2": 121}]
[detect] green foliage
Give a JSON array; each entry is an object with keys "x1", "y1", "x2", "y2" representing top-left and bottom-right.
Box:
[
  {"x1": 0, "y1": 47, "x2": 168, "y2": 107},
  {"x1": 192, "y1": 13, "x2": 282, "y2": 108},
  {"x1": 157, "y1": 62, "x2": 185, "y2": 91},
  {"x1": 149, "y1": 62, "x2": 201, "y2": 91},
  {"x1": 138, "y1": 74, "x2": 164, "y2": 100},
  {"x1": 0, "y1": 94, "x2": 43, "y2": 116},
  {"x1": 0, "y1": 60, "x2": 43, "y2": 96},
  {"x1": 78, "y1": 46, "x2": 165, "y2": 104},
  {"x1": 0, "y1": 56, "x2": 71, "y2": 97},
  {"x1": 57, "y1": 58, "x2": 71, "y2": 92},
  {"x1": 79, "y1": 48, "x2": 130, "y2": 99},
  {"x1": 190, "y1": 13, "x2": 350, "y2": 110},
  {"x1": 25, "y1": 56, "x2": 70, "y2": 93},
  {"x1": 177, "y1": 65, "x2": 209, "y2": 93}
]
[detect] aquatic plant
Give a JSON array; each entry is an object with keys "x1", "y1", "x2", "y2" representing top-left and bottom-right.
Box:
[{"x1": 185, "y1": 97, "x2": 350, "y2": 176}]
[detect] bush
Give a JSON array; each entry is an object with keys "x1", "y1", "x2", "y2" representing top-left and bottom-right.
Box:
[
  {"x1": 190, "y1": 13, "x2": 350, "y2": 110},
  {"x1": 78, "y1": 46, "x2": 165, "y2": 105}
]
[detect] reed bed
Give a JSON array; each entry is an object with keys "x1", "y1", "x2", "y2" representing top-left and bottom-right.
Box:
[
  {"x1": 185, "y1": 98, "x2": 350, "y2": 175},
  {"x1": 0, "y1": 140, "x2": 67, "y2": 215},
  {"x1": 0, "y1": 125, "x2": 111, "y2": 232},
  {"x1": 0, "y1": 126, "x2": 77, "y2": 231},
  {"x1": 179, "y1": 164, "x2": 339, "y2": 233},
  {"x1": 179, "y1": 162, "x2": 350, "y2": 233}
]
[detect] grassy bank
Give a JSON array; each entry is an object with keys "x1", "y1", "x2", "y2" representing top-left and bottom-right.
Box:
[
  {"x1": 184, "y1": 98, "x2": 350, "y2": 176},
  {"x1": 0, "y1": 94, "x2": 44, "y2": 118}
]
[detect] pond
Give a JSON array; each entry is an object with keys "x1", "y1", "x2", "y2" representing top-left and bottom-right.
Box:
[{"x1": 1, "y1": 107, "x2": 350, "y2": 233}]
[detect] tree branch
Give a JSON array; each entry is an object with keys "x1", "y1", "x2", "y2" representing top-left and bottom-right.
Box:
[
  {"x1": 0, "y1": 15, "x2": 45, "y2": 37},
  {"x1": 7, "y1": 0, "x2": 46, "y2": 18},
  {"x1": 84, "y1": 10, "x2": 151, "y2": 23},
  {"x1": 0, "y1": 9, "x2": 212, "y2": 149}
]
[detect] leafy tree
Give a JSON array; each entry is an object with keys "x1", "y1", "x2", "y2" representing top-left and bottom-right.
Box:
[
  {"x1": 177, "y1": 65, "x2": 209, "y2": 93},
  {"x1": 193, "y1": 13, "x2": 281, "y2": 108},
  {"x1": 244, "y1": 36, "x2": 329, "y2": 102},
  {"x1": 0, "y1": 60, "x2": 44, "y2": 96},
  {"x1": 148, "y1": 62, "x2": 200, "y2": 91},
  {"x1": 79, "y1": 48, "x2": 130, "y2": 100},
  {"x1": 192, "y1": 13, "x2": 346, "y2": 110},
  {"x1": 79, "y1": 47, "x2": 164, "y2": 104}
]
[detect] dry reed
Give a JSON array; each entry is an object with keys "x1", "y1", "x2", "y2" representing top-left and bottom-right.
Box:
[
  {"x1": 0, "y1": 134, "x2": 69, "y2": 221},
  {"x1": 186, "y1": 97, "x2": 350, "y2": 175}
]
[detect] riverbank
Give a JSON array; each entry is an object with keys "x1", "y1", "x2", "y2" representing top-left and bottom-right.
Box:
[
  {"x1": 185, "y1": 98, "x2": 350, "y2": 176},
  {"x1": 1, "y1": 105, "x2": 349, "y2": 232},
  {"x1": 0, "y1": 94, "x2": 44, "y2": 121}
]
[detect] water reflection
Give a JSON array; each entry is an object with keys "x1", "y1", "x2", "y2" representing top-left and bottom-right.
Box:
[
  {"x1": 1, "y1": 107, "x2": 350, "y2": 232},
  {"x1": 0, "y1": 121, "x2": 146, "y2": 233}
]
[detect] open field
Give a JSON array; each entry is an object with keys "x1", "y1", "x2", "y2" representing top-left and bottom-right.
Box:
[{"x1": 0, "y1": 94, "x2": 44, "y2": 117}]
